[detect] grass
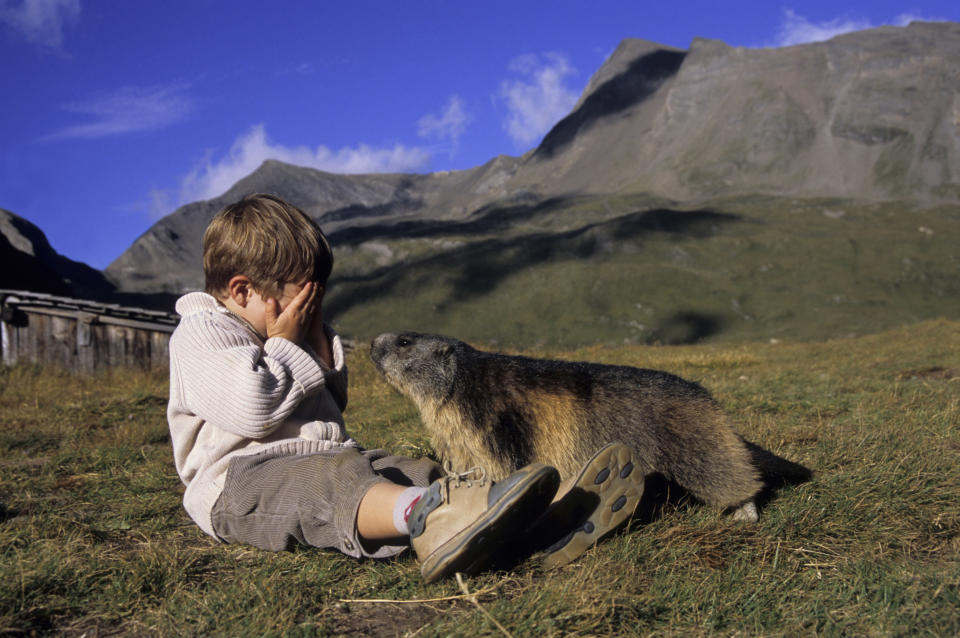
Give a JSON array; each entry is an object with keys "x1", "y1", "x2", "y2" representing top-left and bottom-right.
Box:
[{"x1": 1, "y1": 319, "x2": 959, "y2": 636}]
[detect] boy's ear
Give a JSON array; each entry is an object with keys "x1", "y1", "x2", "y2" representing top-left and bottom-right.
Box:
[{"x1": 226, "y1": 275, "x2": 253, "y2": 307}]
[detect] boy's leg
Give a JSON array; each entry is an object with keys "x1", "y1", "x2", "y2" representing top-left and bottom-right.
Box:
[
  {"x1": 356, "y1": 482, "x2": 415, "y2": 543},
  {"x1": 210, "y1": 447, "x2": 562, "y2": 582},
  {"x1": 407, "y1": 462, "x2": 560, "y2": 583},
  {"x1": 211, "y1": 447, "x2": 413, "y2": 558},
  {"x1": 354, "y1": 452, "x2": 444, "y2": 547}
]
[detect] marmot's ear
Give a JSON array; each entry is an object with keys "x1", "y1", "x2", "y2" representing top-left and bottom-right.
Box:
[{"x1": 435, "y1": 343, "x2": 453, "y2": 358}]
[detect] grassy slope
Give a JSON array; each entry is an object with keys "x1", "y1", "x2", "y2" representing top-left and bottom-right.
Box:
[
  {"x1": 327, "y1": 195, "x2": 959, "y2": 349},
  {"x1": 1, "y1": 319, "x2": 958, "y2": 636}
]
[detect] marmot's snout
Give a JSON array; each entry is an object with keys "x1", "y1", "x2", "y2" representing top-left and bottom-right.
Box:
[
  {"x1": 370, "y1": 332, "x2": 421, "y2": 375},
  {"x1": 369, "y1": 333, "x2": 391, "y2": 365},
  {"x1": 369, "y1": 333, "x2": 398, "y2": 375}
]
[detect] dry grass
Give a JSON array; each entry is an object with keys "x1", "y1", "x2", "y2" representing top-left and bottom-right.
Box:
[{"x1": 1, "y1": 320, "x2": 959, "y2": 636}]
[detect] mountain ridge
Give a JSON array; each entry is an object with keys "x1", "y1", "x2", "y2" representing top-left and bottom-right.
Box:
[
  {"x1": 4, "y1": 23, "x2": 958, "y2": 347},
  {"x1": 0, "y1": 208, "x2": 114, "y2": 299},
  {"x1": 519, "y1": 21, "x2": 960, "y2": 199},
  {"x1": 103, "y1": 21, "x2": 960, "y2": 297}
]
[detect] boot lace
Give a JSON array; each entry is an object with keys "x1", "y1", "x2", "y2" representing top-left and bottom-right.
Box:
[{"x1": 440, "y1": 460, "x2": 488, "y2": 497}]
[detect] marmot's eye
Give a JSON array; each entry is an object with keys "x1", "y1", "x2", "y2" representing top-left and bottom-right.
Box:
[{"x1": 397, "y1": 337, "x2": 412, "y2": 347}]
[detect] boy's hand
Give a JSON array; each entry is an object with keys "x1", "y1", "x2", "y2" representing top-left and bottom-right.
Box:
[{"x1": 265, "y1": 282, "x2": 318, "y2": 343}]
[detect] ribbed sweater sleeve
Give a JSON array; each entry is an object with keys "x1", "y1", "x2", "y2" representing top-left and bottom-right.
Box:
[{"x1": 172, "y1": 309, "x2": 328, "y2": 440}]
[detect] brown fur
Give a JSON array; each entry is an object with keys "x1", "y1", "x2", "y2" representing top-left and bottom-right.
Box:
[{"x1": 371, "y1": 332, "x2": 809, "y2": 512}]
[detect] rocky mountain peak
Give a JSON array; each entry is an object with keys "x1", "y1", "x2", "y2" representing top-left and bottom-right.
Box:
[
  {"x1": 518, "y1": 20, "x2": 960, "y2": 200},
  {"x1": 1, "y1": 208, "x2": 114, "y2": 298},
  {"x1": 102, "y1": 22, "x2": 960, "y2": 299}
]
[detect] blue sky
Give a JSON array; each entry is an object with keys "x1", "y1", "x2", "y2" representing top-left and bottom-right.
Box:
[{"x1": 2, "y1": 1, "x2": 957, "y2": 270}]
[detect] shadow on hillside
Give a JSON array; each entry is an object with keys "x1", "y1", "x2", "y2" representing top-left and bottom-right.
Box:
[
  {"x1": 534, "y1": 48, "x2": 687, "y2": 160},
  {"x1": 326, "y1": 196, "x2": 575, "y2": 246},
  {"x1": 319, "y1": 195, "x2": 425, "y2": 228},
  {"x1": 326, "y1": 207, "x2": 740, "y2": 320},
  {"x1": 1, "y1": 214, "x2": 117, "y2": 302},
  {"x1": 650, "y1": 312, "x2": 725, "y2": 345},
  {"x1": 0, "y1": 232, "x2": 74, "y2": 297}
]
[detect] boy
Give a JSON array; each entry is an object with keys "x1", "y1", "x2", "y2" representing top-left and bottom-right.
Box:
[{"x1": 167, "y1": 193, "x2": 641, "y2": 582}]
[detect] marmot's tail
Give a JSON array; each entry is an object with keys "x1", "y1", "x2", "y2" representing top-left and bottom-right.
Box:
[{"x1": 740, "y1": 438, "x2": 813, "y2": 487}]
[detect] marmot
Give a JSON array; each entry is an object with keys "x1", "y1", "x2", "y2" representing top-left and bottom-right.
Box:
[{"x1": 370, "y1": 332, "x2": 810, "y2": 519}]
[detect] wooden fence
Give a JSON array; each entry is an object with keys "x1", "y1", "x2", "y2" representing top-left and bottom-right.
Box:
[{"x1": 0, "y1": 289, "x2": 179, "y2": 373}]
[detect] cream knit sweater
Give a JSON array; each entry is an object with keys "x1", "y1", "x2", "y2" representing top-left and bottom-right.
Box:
[{"x1": 167, "y1": 292, "x2": 358, "y2": 538}]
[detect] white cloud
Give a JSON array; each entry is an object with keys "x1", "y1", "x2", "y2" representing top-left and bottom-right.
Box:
[
  {"x1": 775, "y1": 9, "x2": 947, "y2": 47},
  {"x1": 498, "y1": 52, "x2": 579, "y2": 148},
  {"x1": 42, "y1": 83, "x2": 193, "y2": 141},
  {"x1": 0, "y1": 0, "x2": 79, "y2": 49},
  {"x1": 417, "y1": 94, "x2": 471, "y2": 156},
  {"x1": 179, "y1": 124, "x2": 432, "y2": 202}
]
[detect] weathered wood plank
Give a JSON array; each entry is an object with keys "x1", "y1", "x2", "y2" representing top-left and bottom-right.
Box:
[{"x1": 0, "y1": 290, "x2": 178, "y2": 372}]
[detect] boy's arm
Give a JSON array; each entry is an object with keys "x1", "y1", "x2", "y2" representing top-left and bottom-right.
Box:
[{"x1": 172, "y1": 312, "x2": 328, "y2": 439}]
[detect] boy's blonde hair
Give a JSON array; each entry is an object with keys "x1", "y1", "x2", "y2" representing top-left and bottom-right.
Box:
[{"x1": 203, "y1": 193, "x2": 333, "y2": 298}]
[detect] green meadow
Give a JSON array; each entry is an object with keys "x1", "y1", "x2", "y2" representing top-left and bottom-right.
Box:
[
  {"x1": 2, "y1": 319, "x2": 958, "y2": 636},
  {"x1": 327, "y1": 195, "x2": 960, "y2": 349}
]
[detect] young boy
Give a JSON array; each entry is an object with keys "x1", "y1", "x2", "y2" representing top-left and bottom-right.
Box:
[{"x1": 167, "y1": 193, "x2": 642, "y2": 583}]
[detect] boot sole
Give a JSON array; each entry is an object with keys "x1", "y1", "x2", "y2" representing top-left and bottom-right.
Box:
[
  {"x1": 420, "y1": 463, "x2": 559, "y2": 583},
  {"x1": 541, "y1": 443, "x2": 644, "y2": 569}
]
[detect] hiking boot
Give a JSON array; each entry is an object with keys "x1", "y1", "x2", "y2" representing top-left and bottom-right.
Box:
[
  {"x1": 408, "y1": 461, "x2": 560, "y2": 583},
  {"x1": 537, "y1": 443, "x2": 645, "y2": 569}
]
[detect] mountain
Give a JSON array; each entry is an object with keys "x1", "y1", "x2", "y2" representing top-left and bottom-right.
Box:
[
  {"x1": 0, "y1": 208, "x2": 115, "y2": 300},
  {"x1": 107, "y1": 22, "x2": 960, "y2": 297},
  {"x1": 104, "y1": 155, "x2": 523, "y2": 295},
  {"x1": 522, "y1": 22, "x2": 960, "y2": 200},
  {"x1": 97, "y1": 22, "x2": 959, "y2": 346}
]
